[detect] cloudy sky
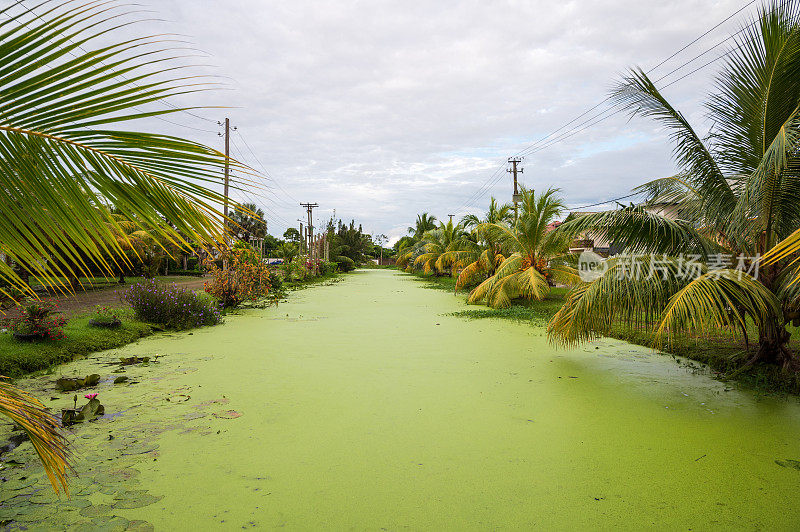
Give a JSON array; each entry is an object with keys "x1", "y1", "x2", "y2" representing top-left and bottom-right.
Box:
[{"x1": 57, "y1": 0, "x2": 763, "y2": 244}]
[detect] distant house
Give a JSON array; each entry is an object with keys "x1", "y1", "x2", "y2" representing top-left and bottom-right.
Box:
[
  {"x1": 563, "y1": 203, "x2": 681, "y2": 257},
  {"x1": 563, "y1": 211, "x2": 615, "y2": 256}
]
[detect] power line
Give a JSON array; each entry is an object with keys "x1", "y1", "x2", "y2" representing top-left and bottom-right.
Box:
[
  {"x1": 235, "y1": 128, "x2": 300, "y2": 204},
  {"x1": 227, "y1": 139, "x2": 295, "y2": 229},
  {"x1": 568, "y1": 192, "x2": 644, "y2": 211},
  {"x1": 453, "y1": 0, "x2": 759, "y2": 215}
]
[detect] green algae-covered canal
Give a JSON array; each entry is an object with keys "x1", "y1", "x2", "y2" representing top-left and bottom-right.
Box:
[{"x1": 2, "y1": 269, "x2": 800, "y2": 530}]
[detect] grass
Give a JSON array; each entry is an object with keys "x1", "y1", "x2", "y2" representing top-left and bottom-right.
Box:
[
  {"x1": 407, "y1": 271, "x2": 800, "y2": 396},
  {"x1": 0, "y1": 307, "x2": 153, "y2": 378},
  {"x1": 0, "y1": 271, "x2": 346, "y2": 378}
]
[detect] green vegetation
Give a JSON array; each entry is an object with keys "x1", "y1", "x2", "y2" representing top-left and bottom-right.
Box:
[
  {"x1": 0, "y1": 307, "x2": 152, "y2": 378},
  {"x1": 409, "y1": 271, "x2": 800, "y2": 394},
  {"x1": 399, "y1": 1, "x2": 800, "y2": 381},
  {"x1": 548, "y1": 0, "x2": 800, "y2": 371}
]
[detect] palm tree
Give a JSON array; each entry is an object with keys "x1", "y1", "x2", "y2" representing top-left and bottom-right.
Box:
[
  {"x1": 397, "y1": 220, "x2": 473, "y2": 275},
  {"x1": 407, "y1": 212, "x2": 438, "y2": 240},
  {"x1": 276, "y1": 242, "x2": 299, "y2": 264},
  {"x1": 0, "y1": 2, "x2": 253, "y2": 491},
  {"x1": 106, "y1": 211, "x2": 164, "y2": 283},
  {"x1": 227, "y1": 203, "x2": 267, "y2": 244},
  {"x1": 460, "y1": 197, "x2": 513, "y2": 229},
  {"x1": 415, "y1": 220, "x2": 474, "y2": 275},
  {"x1": 455, "y1": 197, "x2": 514, "y2": 289},
  {"x1": 548, "y1": 0, "x2": 800, "y2": 370},
  {"x1": 467, "y1": 188, "x2": 580, "y2": 308}
]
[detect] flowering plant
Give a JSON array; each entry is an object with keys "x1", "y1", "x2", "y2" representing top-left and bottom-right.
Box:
[
  {"x1": 90, "y1": 305, "x2": 120, "y2": 325},
  {"x1": 7, "y1": 300, "x2": 66, "y2": 340},
  {"x1": 204, "y1": 248, "x2": 272, "y2": 308},
  {"x1": 121, "y1": 279, "x2": 221, "y2": 329}
]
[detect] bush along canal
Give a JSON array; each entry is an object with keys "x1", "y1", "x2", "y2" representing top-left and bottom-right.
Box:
[{"x1": 1, "y1": 269, "x2": 800, "y2": 529}]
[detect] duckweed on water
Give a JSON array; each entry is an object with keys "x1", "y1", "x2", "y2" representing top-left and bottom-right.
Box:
[{"x1": 1, "y1": 270, "x2": 800, "y2": 529}]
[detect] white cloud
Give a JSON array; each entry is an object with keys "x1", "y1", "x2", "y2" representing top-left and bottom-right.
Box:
[{"x1": 87, "y1": 0, "x2": 755, "y2": 238}]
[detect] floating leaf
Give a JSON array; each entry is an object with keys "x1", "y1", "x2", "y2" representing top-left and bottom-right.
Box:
[
  {"x1": 775, "y1": 459, "x2": 800, "y2": 470},
  {"x1": 165, "y1": 394, "x2": 190, "y2": 403},
  {"x1": 79, "y1": 504, "x2": 114, "y2": 518},
  {"x1": 213, "y1": 410, "x2": 242, "y2": 419},
  {"x1": 112, "y1": 490, "x2": 163, "y2": 509}
]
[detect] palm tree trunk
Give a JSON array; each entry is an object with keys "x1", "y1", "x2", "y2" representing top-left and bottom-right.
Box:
[{"x1": 753, "y1": 317, "x2": 798, "y2": 371}]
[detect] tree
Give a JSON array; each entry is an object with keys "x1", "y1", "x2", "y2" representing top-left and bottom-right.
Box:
[
  {"x1": 466, "y1": 188, "x2": 579, "y2": 308},
  {"x1": 105, "y1": 211, "x2": 173, "y2": 282},
  {"x1": 461, "y1": 197, "x2": 513, "y2": 229},
  {"x1": 329, "y1": 220, "x2": 371, "y2": 271},
  {"x1": 0, "y1": 3, "x2": 248, "y2": 491},
  {"x1": 549, "y1": 0, "x2": 800, "y2": 369},
  {"x1": 407, "y1": 213, "x2": 438, "y2": 240},
  {"x1": 455, "y1": 197, "x2": 515, "y2": 289},
  {"x1": 262, "y1": 234, "x2": 282, "y2": 255},
  {"x1": 227, "y1": 203, "x2": 267, "y2": 244},
  {"x1": 393, "y1": 236, "x2": 415, "y2": 253},
  {"x1": 397, "y1": 219, "x2": 474, "y2": 275},
  {"x1": 283, "y1": 227, "x2": 301, "y2": 243},
  {"x1": 276, "y1": 242, "x2": 299, "y2": 264}
]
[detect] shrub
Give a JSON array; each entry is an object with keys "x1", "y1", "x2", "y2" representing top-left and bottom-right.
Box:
[
  {"x1": 319, "y1": 261, "x2": 338, "y2": 276},
  {"x1": 267, "y1": 268, "x2": 284, "y2": 294},
  {"x1": 90, "y1": 305, "x2": 120, "y2": 325},
  {"x1": 121, "y1": 279, "x2": 221, "y2": 329},
  {"x1": 203, "y1": 248, "x2": 272, "y2": 308},
  {"x1": 5, "y1": 300, "x2": 67, "y2": 340},
  {"x1": 280, "y1": 260, "x2": 310, "y2": 282}
]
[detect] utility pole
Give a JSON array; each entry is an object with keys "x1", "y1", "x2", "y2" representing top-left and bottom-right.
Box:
[
  {"x1": 300, "y1": 203, "x2": 318, "y2": 273},
  {"x1": 298, "y1": 221, "x2": 304, "y2": 251},
  {"x1": 508, "y1": 157, "x2": 523, "y2": 223},
  {"x1": 218, "y1": 118, "x2": 237, "y2": 222},
  {"x1": 300, "y1": 203, "x2": 318, "y2": 252},
  {"x1": 448, "y1": 214, "x2": 454, "y2": 224}
]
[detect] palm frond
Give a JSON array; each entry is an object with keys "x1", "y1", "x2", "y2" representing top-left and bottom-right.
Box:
[
  {"x1": 654, "y1": 269, "x2": 782, "y2": 346},
  {"x1": 0, "y1": 1, "x2": 254, "y2": 296},
  {"x1": 556, "y1": 206, "x2": 717, "y2": 257},
  {"x1": 0, "y1": 378, "x2": 70, "y2": 495}
]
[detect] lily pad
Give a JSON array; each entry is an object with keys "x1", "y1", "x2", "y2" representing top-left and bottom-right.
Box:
[
  {"x1": 126, "y1": 520, "x2": 155, "y2": 531},
  {"x1": 79, "y1": 503, "x2": 114, "y2": 518},
  {"x1": 213, "y1": 410, "x2": 241, "y2": 419},
  {"x1": 165, "y1": 394, "x2": 190, "y2": 403},
  {"x1": 775, "y1": 458, "x2": 800, "y2": 470},
  {"x1": 55, "y1": 374, "x2": 100, "y2": 392},
  {"x1": 112, "y1": 490, "x2": 163, "y2": 509}
]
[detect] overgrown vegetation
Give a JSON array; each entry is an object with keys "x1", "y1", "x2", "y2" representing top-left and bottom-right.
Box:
[
  {"x1": 203, "y1": 246, "x2": 274, "y2": 308},
  {"x1": 122, "y1": 280, "x2": 222, "y2": 329},
  {"x1": 0, "y1": 308, "x2": 152, "y2": 378},
  {"x1": 410, "y1": 272, "x2": 800, "y2": 395}
]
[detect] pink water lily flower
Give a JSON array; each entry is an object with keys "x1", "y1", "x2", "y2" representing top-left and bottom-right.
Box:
[{"x1": 84, "y1": 393, "x2": 98, "y2": 400}]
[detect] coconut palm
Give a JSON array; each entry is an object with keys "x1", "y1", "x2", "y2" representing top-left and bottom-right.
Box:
[
  {"x1": 0, "y1": 2, "x2": 253, "y2": 491},
  {"x1": 227, "y1": 203, "x2": 268, "y2": 244},
  {"x1": 549, "y1": 0, "x2": 800, "y2": 369},
  {"x1": 407, "y1": 212, "x2": 438, "y2": 240},
  {"x1": 467, "y1": 188, "x2": 580, "y2": 308},
  {"x1": 276, "y1": 242, "x2": 299, "y2": 264},
  {"x1": 460, "y1": 197, "x2": 513, "y2": 229},
  {"x1": 455, "y1": 197, "x2": 514, "y2": 289},
  {"x1": 399, "y1": 220, "x2": 474, "y2": 275}
]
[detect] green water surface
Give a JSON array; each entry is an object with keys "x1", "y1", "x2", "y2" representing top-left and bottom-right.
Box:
[{"x1": 2, "y1": 269, "x2": 800, "y2": 530}]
